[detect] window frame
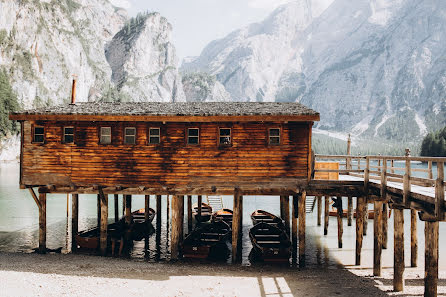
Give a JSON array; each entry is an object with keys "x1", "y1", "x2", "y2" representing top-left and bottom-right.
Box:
[
  {"x1": 218, "y1": 127, "x2": 232, "y2": 146},
  {"x1": 99, "y1": 126, "x2": 112, "y2": 145},
  {"x1": 63, "y1": 126, "x2": 75, "y2": 144},
  {"x1": 148, "y1": 127, "x2": 161, "y2": 145},
  {"x1": 268, "y1": 127, "x2": 281, "y2": 146},
  {"x1": 32, "y1": 125, "x2": 45, "y2": 144},
  {"x1": 187, "y1": 127, "x2": 200, "y2": 145},
  {"x1": 124, "y1": 127, "x2": 137, "y2": 145}
]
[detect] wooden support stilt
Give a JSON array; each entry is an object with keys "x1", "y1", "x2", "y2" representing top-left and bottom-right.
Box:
[
  {"x1": 382, "y1": 203, "x2": 388, "y2": 249},
  {"x1": 122, "y1": 194, "x2": 125, "y2": 216},
  {"x1": 166, "y1": 195, "x2": 170, "y2": 223},
  {"x1": 99, "y1": 190, "x2": 108, "y2": 256},
  {"x1": 38, "y1": 192, "x2": 46, "y2": 254},
  {"x1": 373, "y1": 200, "x2": 383, "y2": 276},
  {"x1": 317, "y1": 196, "x2": 322, "y2": 226},
  {"x1": 179, "y1": 195, "x2": 184, "y2": 243},
  {"x1": 393, "y1": 208, "x2": 405, "y2": 292},
  {"x1": 411, "y1": 209, "x2": 418, "y2": 267},
  {"x1": 114, "y1": 194, "x2": 119, "y2": 222},
  {"x1": 292, "y1": 195, "x2": 298, "y2": 259},
  {"x1": 125, "y1": 195, "x2": 131, "y2": 225},
  {"x1": 232, "y1": 188, "x2": 243, "y2": 263},
  {"x1": 71, "y1": 193, "x2": 79, "y2": 252},
  {"x1": 156, "y1": 195, "x2": 162, "y2": 229},
  {"x1": 197, "y1": 195, "x2": 202, "y2": 218},
  {"x1": 324, "y1": 196, "x2": 329, "y2": 235},
  {"x1": 97, "y1": 194, "x2": 101, "y2": 229},
  {"x1": 282, "y1": 195, "x2": 290, "y2": 236},
  {"x1": 187, "y1": 195, "x2": 192, "y2": 232},
  {"x1": 355, "y1": 196, "x2": 365, "y2": 265},
  {"x1": 171, "y1": 195, "x2": 182, "y2": 260},
  {"x1": 337, "y1": 196, "x2": 343, "y2": 249},
  {"x1": 145, "y1": 195, "x2": 150, "y2": 222},
  {"x1": 363, "y1": 203, "x2": 368, "y2": 236},
  {"x1": 280, "y1": 195, "x2": 285, "y2": 220},
  {"x1": 424, "y1": 221, "x2": 439, "y2": 297},
  {"x1": 347, "y1": 196, "x2": 353, "y2": 226},
  {"x1": 298, "y1": 191, "x2": 306, "y2": 267}
]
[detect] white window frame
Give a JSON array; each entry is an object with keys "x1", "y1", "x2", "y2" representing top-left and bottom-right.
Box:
[
  {"x1": 187, "y1": 128, "x2": 200, "y2": 145},
  {"x1": 148, "y1": 127, "x2": 160, "y2": 144},
  {"x1": 63, "y1": 126, "x2": 74, "y2": 143},
  {"x1": 268, "y1": 128, "x2": 281, "y2": 145},
  {"x1": 33, "y1": 126, "x2": 45, "y2": 143},
  {"x1": 219, "y1": 128, "x2": 231, "y2": 146},
  {"x1": 124, "y1": 127, "x2": 136, "y2": 145},
  {"x1": 100, "y1": 127, "x2": 112, "y2": 144}
]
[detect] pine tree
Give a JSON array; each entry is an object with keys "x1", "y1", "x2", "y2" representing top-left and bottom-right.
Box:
[{"x1": 0, "y1": 69, "x2": 19, "y2": 137}]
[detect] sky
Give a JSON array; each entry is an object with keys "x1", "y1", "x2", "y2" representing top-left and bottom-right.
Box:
[{"x1": 109, "y1": 0, "x2": 292, "y2": 62}]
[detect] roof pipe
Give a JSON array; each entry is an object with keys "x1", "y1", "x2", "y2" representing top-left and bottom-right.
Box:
[{"x1": 70, "y1": 78, "x2": 76, "y2": 105}]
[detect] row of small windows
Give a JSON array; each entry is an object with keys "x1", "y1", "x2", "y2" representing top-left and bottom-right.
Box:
[{"x1": 32, "y1": 126, "x2": 281, "y2": 146}]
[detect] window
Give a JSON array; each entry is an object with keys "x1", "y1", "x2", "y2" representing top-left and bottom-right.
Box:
[
  {"x1": 187, "y1": 128, "x2": 199, "y2": 145},
  {"x1": 269, "y1": 128, "x2": 280, "y2": 145},
  {"x1": 219, "y1": 128, "x2": 231, "y2": 146},
  {"x1": 100, "y1": 127, "x2": 111, "y2": 144},
  {"x1": 33, "y1": 126, "x2": 45, "y2": 143},
  {"x1": 149, "y1": 128, "x2": 160, "y2": 144},
  {"x1": 63, "y1": 127, "x2": 74, "y2": 143},
  {"x1": 124, "y1": 127, "x2": 136, "y2": 144}
]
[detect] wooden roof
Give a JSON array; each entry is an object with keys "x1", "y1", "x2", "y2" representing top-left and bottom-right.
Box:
[{"x1": 10, "y1": 102, "x2": 320, "y2": 122}]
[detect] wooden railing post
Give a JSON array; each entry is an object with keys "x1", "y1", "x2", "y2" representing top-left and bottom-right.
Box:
[
  {"x1": 428, "y1": 161, "x2": 433, "y2": 179},
  {"x1": 403, "y1": 149, "x2": 411, "y2": 207},
  {"x1": 364, "y1": 157, "x2": 370, "y2": 197},
  {"x1": 435, "y1": 162, "x2": 444, "y2": 221},
  {"x1": 381, "y1": 158, "x2": 387, "y2": 199},
  {"x1": 346, "y1": 134, "x2": 351, "y2": 170}
]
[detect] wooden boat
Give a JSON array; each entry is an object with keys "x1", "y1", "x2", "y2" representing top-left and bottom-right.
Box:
[
  {"x1": 251, "y1": 210, "x2": 284, "y2": 229},
  {"x1": 212, "y1": 208, "x2": 233, "y2": 226},
  {"x1": 249, "y1": 222, "x2": 291, "y2": 262},
  {"x1": 193, "y1": 202, "x2": 213, "y2": 223},
  {"x1": 75, "y1": 208, "x2": 155, "y2": 249},
  {"x1": 182, "y1": 220, "x2": 231, "y2": 259}
]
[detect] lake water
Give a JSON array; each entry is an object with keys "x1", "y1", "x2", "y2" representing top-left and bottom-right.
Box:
[{"x1": 0, "y1": 162, "x2": 445, "y2": 269}]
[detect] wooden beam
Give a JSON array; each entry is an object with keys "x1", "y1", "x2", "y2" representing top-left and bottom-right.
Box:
[
  {"x1": 382, "y1": 203, "x2": 388, "y2": 249},
  {"x1": 38, "y1": 192, "x2": 46, "y2": 254},
  {"x1": 292, "y1": 195, "x2": 298, "y2": 260},
  {"x1": 298, "y1": 191, "x2": 306, "y2": 267},
  {"x1": 425, "y1": 221, "x2": 439, "y2": 297},
  {"x1": 435, "y1": 162, "x2": 444, "y2": 221},
  {"x1": 114, "y1": 194, "x2": 119, "y2": 222},
  {"x1": 393, "y1": 208, "x2": 405, "y2": 292},
  {"x1": 373, "y1": 200, "x2": 383, "y2": 276},
  {"x1": 317, "y1": 196, "x2": 322, "y2": 226},
  {"x1": 232, "y1": 188, "x2": 243, "y2": 263},
  {"x1": 347, "y1": 196, "x2": 352, "y2": 226},
  {"x1": 28, "y1": 188, "x2": 41, "y2": 211},
  {"x1": 411, "y1": 209, "x2": 418, "y2": 267},
  {"x1": 145, "y1": 195, "x2": 150, "y2": 222},
  {"x1": 187, "y1": 195, "x2": 193, "y2": 232},
  {"x1": 171, "y1": 195, "x2": 182, "y2": 260},
  {"x1": 125, "y1": 195, "x2": 131, "y2": 225},
  {"x1": 337, "y1": 196, "x2": 343, "y2": 249},
  {"x1": 355, "y1": 196, "x2": 365, "y2": 265},
  {"x1": 99, "y1": 189, "x2": 108, "y2": 256},
  {"x1": 324, "y1": 196, "x2": 329, "y2": 235},
  {"x1": 71, "y1": 194, "x2": 79, "y2": 252}
]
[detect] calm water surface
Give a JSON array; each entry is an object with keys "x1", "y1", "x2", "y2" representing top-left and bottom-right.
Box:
[{"x1": 0, "y1": 162, "x2": 445, "y2": 269}]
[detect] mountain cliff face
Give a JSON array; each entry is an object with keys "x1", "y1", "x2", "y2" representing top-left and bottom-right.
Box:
[
  {"x1": 181, "y1": 0, "x2": 446, "y2": 143},
  {"x1": 105, "y1": 12, "x2": 185, "y2": 102}
]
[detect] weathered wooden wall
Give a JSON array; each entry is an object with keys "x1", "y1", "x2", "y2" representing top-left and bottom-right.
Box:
[{"x1": 21, "y1": 121, "x2": 311, "y2": 187}]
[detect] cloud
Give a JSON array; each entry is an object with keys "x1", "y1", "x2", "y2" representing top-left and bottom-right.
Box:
[
  {"x1": 248, "y1": 0, "x2": 293, "y2": 10},
  {"x1": 109, "y1": 0, "x2": 132, "y2": 9}
]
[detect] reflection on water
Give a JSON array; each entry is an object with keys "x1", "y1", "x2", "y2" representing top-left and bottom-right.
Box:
[{"x1": 1, "y1": 162, "x2": 445, "y2": 269}]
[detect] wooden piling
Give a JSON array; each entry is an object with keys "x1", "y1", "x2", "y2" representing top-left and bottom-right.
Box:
[
  {"x1": 125, "y1": 195, "x2": 131, "y2": 224},
  {"x1": 179, "y1": 195, "x2": 184, "y2": 243},
  {"x1": 171, "y1": 195, "x2": 182, "y2": 260},
  {"x1": 71, "y1": 193, "x2": 79, "y2": 252},
  {"x1": 38, "y1": 192, "x2": 46, "y2": 254},
  {"x1": 347, "y1": 196, "x2": 353, "y2": 226},
  {"x1": 292, "y1": 195, "x2": 298, "y2": 257},
  {"x1": 425, "y1": 221, "x2": 439, "y2": 297},
  {"x1": 363, "y1": 202, "x2": 368, "y2": 236},
  {"x1": 411, "y1": 209, "x2": 418, "y2": 267},
  {"x1": 114, "y1": 194, "x2": 119, "y2": 222},
  {"x1": 99, "y1": 191, "x2": 108, "y2": 256},
  {"x1": 355, "y1": 196, "x2": 365, "y2": 265},
  {"x1": 393, "y1": 208, "x2": 405, "y2": 292},
  {"x1": 337, "y1": 196, "x2": 343, "y2": 248},
  {"x1": 373, "y1": 200, "x2": 383, "y2": 276},
  {"x1": 97, "y1": 194, "x2": 101, "y2": 228},
  {"x1": 280, "y1": 195, "x2": 285, "y2": 220},
  {"x1": 298, "y1": 191, "x2": 306, "y2": 267},
  {"x1": 145, "y1": 195, "x2": 150, "y2": 222},
  {"x1": 382, "y1": 203, "x2": 388, "y2": 249},
  {"x1": 282, "y1": 195, "x2": 290, "y2": 235},
  {"x1": 156, "y1": 195, "x2": 162, "y2": 228},
  {"x1": 187, "y1": 195, "x2": 192, "y2": 232},
  {"x1": 324, "y1": 196, "x2": 329, "y2": 235},
  {"x1": 197, "y1": 195, "x2": 202, "y2": 218},
  {"x1": 232, "y1": 188, "x2": 243, "y2": 263},
  {"x1": 317, "y1": 196, "x2": 322, "y2": 226}
]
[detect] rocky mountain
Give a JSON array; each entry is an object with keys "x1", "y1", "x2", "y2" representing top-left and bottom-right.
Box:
[
  {"x1": 181, "y1": 72, "x2": 231, "y2": 102},
  {"x1": 181, "y1": 0, "x2": 446, "y2": 144},
  {"x1": 105, "y1": 12, "x2": 185, "y2": 102}
]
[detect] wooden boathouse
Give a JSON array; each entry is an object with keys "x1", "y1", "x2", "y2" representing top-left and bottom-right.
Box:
[{"x1": 9, "y1": 100, "x2": 446, "y2": 297}]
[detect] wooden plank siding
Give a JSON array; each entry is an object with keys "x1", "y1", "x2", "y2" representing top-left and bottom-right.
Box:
[{"x1": 21, "y1": 121, "x2": 311, "y2": 188}]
